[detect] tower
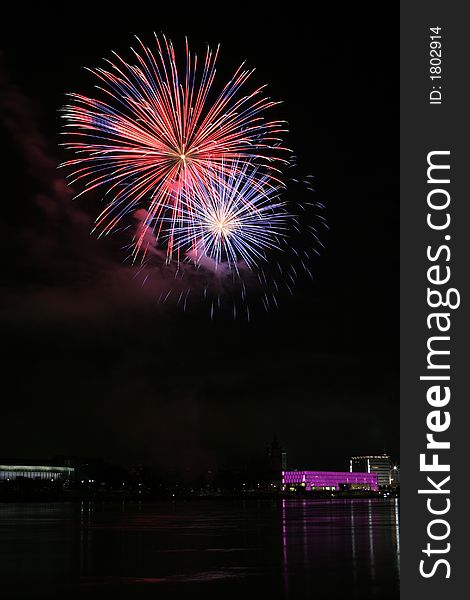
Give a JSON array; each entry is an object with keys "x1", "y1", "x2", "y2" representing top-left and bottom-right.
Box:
[{"x1": 266, "y1": 433, "x2": 287, "y2": 475}]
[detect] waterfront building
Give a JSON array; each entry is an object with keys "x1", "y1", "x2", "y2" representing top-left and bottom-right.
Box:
[
  {"x1": 282, "y1": 470, "x2": 378, "y2": 491},
  {"x1": 0, "y1": 463, "x2": 74, "y2": 481},
  {"x1": 350, "y1": 454, "x2": 392, "y2": 488}
]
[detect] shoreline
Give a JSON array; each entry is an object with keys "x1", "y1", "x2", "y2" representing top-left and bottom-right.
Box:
[{"x1": 0, "y1": 490, "x2": 399, "y2": 503}]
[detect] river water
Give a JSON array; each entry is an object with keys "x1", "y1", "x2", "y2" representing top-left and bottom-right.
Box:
[{"x1": 1, "y1": 498, "x2": 399, "y2": 599}]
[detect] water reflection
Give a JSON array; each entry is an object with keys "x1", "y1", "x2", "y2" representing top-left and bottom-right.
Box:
[
  {"x1": 2, "y1": 499, "x2": 399, "y2": 599},
  {"x1": 351, "y1": 500, "x2": 357, "y2": 582},
  {"x1": 280, "y1": 498, "x2": 400, "y2": 599},
  {"x1": 394, "y1": 497, "x2": 400, "y2": 575}
]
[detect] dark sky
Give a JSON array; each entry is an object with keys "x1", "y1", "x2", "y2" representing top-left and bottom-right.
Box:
[{"x1": 0, "y1": 2, "x2": 398, "y2": 473}]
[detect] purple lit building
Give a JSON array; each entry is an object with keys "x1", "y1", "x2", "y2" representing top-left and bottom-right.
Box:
[{"x1": 282, "y1": 470, "x2": 378, "y2": 491}]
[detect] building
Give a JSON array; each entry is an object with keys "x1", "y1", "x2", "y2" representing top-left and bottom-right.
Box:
[
  {"x1": 266, "y1": 433, "x2": 287, "y2": 472},
  {"x1": 0, "y1": 464, "x2": 74, "y2": 482},
  {"x1": 350, "y1": 455, "x2": 392, "y2": 488},
  {"x1": 282, "y1": 470, "x2": 378, "y2": 491}
]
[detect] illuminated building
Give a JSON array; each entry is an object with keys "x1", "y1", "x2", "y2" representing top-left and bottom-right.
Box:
[
  {"x1": 0, "y1": 464, "x2": 74, "y2": 481},
  {"x1": 281, "y1": 470, "x2": 378, "y2": 491},
  {"x1": 350, "y1": 455, "x2": 392, "y2": 488}
]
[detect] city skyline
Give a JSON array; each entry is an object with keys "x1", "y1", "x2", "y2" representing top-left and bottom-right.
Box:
[
  {"x1": 0, "y1": 447, "x2": 399, "y2": 498},
  {"x1": 0, "y1": 436, "x2": 400, "y2": 479}
]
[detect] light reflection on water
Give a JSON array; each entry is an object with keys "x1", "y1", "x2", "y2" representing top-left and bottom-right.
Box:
[
  {"x1": 280, "y1": 498, "x2": 399, "y2": 599},
  {"x1": 1, "y1": 498, "x2": 399, "y2": 599}
]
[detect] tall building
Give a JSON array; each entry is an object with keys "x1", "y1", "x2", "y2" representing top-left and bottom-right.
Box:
[
  {"x1": 350, "y1": 454, "x2": 392, "y2": 488},
  {"x1": 266, "y1": 433, "x2": 287, "y2": 473}
]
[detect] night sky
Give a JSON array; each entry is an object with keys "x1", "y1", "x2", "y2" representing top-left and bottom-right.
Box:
[{"x1": 0, "y1": 2, "x2": 398, "y2": 474}]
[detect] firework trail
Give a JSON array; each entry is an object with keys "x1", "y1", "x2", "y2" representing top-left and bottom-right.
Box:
[{"x1": 61, "y1": 34, "x2": 289, "y2": 261}]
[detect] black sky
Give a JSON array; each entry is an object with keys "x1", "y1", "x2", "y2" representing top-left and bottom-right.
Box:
[{"x1": 0, "y1": 2, "x2": 398, "y2": 473}]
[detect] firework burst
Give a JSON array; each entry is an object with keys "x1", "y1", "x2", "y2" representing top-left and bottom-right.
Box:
[
  {"x1": 126, "y1": 162, "x2": 328, "y2": 319},
  {"x1": 61, "y1": 34, "x2": 289, "y2": 261},
  {"x1": 60, "y1": 35, "x2": 326, "y2": 317},
  {"x1": 162, "y1": 160, "x2": 288, "y2": 271}
]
